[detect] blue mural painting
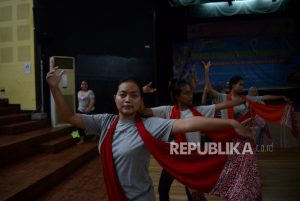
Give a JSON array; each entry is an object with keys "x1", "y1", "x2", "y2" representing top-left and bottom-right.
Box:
[{"x1": 173, "y1": 36, "x2": 300, "y2": 92}]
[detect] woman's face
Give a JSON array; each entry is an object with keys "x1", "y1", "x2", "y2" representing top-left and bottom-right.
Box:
[
  {"x1": 248, "y1": 88, "x2": 258, "y2": 96},
  {"x1": 80, "y1": 81, "x2": 88, "y2": 91},
  {"x1": 114, "y1": 81, "x2": 142, "y2": 117},
  {"x1": 176, "y1": 84, "x2": 193, "y2": 106},
  {"x1": 232, "y1": 80, "x2": 244, "y2": 94}
]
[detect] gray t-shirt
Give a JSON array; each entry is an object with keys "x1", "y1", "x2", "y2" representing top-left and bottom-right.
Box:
[
  {"x1": 81, "y1": 114, "x2": 175, "y2": 201},
  {"x1": 151, "y1": 105, "x2": 215, "y2": 143},
  {"x1": 77, "y1": 90, "x2": 95, "y2": 113},
  {"x1": 246, "y1": 95, "x2": 263, "y2": 103},
  {"x1": 216, "y1": 93, "x2": 249, "y2": 119}
]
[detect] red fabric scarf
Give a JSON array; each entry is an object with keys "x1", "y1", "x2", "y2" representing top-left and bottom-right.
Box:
[
  {"x1": 226, "y1": 93, "x2": 235, "y2": 119},
  {"x1": 100, "y1": 116, "x2": 128, "y2": 201},
  {"x1": 226, "y1": 93, "x2": 252, "y2": 124},
  {"x1": 242, "y1": 96, "x2": 299, "y2": 138},
  {"x1": 170, "y1": 106, "x2": 202, "y2": 143},
  {"x1": 100, "y1": 115, "x2": 242, "y2": 201},
  {"x1": 226, "y1": 93, "x2": 299, "y2": 138}
]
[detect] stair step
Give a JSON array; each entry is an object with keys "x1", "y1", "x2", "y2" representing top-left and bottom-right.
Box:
[
  {"x1": 0, "y1": 119, "x2": 49, "y2": 134},
  {"x1": 0, "y1": 126, "x2": 74, "y2": 167},
  {"x1": 0, "y1": 142, "x2": 98, "y2": 201},
  {"x1": 0, "y1": 105, "x2": 20, "y2": 116},
  {"x1": 39, "y1": 134, "x2": 76, "y2": 153},
  {"x1": 0, "y1": 113, "x2": 31, "y2": 126},
  {"x1": 38, "y1": 157, "x2": 105, "y2": 201}
]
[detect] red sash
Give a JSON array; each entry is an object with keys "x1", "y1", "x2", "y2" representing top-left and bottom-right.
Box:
[
  {"x1": 242, "y1": 96, "x2": 299, "y2": 138},
  {"x1": 100, "y1": 116, "x2": 128, "y2": 201},
  {"x1": 170, "y1": 106, "x2": 202, "y2": 143},
  {"x1": 100, "y1": 115, "x2": 242, "y2": 200},
  {"x1": 226, "y1": 93, "x2": 251, "y2": 122},
  {"x1": 226, "y1": 93, "x2": 299, "y2": 137},
  {"x1": 226, "y1": 93, "x2": 235, "y2": 119}
]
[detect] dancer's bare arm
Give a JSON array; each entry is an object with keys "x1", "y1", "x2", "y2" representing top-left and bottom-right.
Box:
[
  {"x1": 203, "y1": 61, "x2": 219, "y2": 98},
  {"x1": 172, "y1": 116, "x2": 255, "y2": 138},
  {"x1": 46, "y1": 67, "x2": 84, "y2": 128}
]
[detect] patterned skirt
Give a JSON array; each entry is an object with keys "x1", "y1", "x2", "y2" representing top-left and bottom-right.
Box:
[{"x1": 191, "y1": 137, "x2": 262, "y2": 201}]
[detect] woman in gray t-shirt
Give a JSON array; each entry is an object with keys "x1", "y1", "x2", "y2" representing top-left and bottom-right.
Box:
[
  {"x1": 46, "y1": 66, "x2": 254, "y2": 201},
  {"x1": 203, "y1": 61, "x2": 291, "y2": 119},
  {"x1": 77, "y1": 80, "x2": 95, "y2": 144},
  {"x1": 77, "y1": 81, "x2": 95, "y2": 113},
  {"x1": 141, "y1": 79, "x2": 245, "y2": 201}
]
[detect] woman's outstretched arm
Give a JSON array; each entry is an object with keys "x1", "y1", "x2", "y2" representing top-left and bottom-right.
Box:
[
  {"x1": 172, "y1": 116, "x2": 254, "y2": 138},
  {"x1": 46, "y1": 67, "x2": 84, "y2": 128},
  {"x1": 215, "y1": 98, "x2": 245, "y2": 111},
  {"x1": 261, "y1": 95, "x2": 291, "y2": 103}
]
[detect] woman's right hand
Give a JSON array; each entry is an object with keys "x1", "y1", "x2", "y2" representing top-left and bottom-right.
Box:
[
  {"x1": 46, "y1": 66, "x2": 64, "y2": 88},
  {"x1": 201, "y1": 61, "x2": 211, "y2": 71},
  {"x1": 142, "y1": 81, "x2": 157, "y2": 94}
]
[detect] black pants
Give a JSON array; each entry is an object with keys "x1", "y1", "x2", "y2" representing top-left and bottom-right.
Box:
[{"x1": 158, "y1": 169, "x2": 193, "y2": 201}]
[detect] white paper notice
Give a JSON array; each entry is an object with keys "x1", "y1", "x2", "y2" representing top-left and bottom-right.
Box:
[{"x1": 23, "y1": 63, "x2": 31, "y2": 74}]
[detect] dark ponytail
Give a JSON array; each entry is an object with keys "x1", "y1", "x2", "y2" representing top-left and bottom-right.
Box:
[
  {"x1": 228, "y1": 76, "x2": 244, "y2": 90},
  {"x1": 169, "y1": 79, "x2": 191, "y2": 105}
]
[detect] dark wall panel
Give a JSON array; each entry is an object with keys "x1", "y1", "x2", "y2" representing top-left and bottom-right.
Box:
[
  {"x1": 34, "y1": 0, "x2": 157, "y2": 114},
  {"x1": 76, "y1": 55, "x2": 155, "y2": 113}
]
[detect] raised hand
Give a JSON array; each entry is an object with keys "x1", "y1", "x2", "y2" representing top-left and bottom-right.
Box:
[
  {"x1": 143, "y1": 81, "x2": 157, "y2": 94},
  {"x1": 201, "y1": 61, "x2": 211, "y2": 71},
  {"x1": 46, "y1": 66, "x2": 64, "y2": 88}
]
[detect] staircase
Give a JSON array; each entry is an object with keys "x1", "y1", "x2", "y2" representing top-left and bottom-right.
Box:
[{"x1": 0, "y1": 99, "x2": 99, "y2": 201}]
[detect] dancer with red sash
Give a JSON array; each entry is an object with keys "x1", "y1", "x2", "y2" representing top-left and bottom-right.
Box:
[
  {"x1": 46, "y1": 66, "x2": 257, "y2": 201},
  {"x1": 203, "y1": 61, "x2": 298, "y2": 138},
  {"x1": 140, "y1": 79, "x2": 246, "y2": 201},
  {"x1": 246, "y1": 87, "x2": 271, "y2": 148}
]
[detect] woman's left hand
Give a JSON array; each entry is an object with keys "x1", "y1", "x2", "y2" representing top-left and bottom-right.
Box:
[
  {"x1": 232, "y1": 120, "x2": 256, "y2": 139},
  {"x1": 143, "y1": 82, "x2": 157, "y2": 94},
  {"x1": 283, "y1": 96, "x2": 292, "y2": 104}
]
